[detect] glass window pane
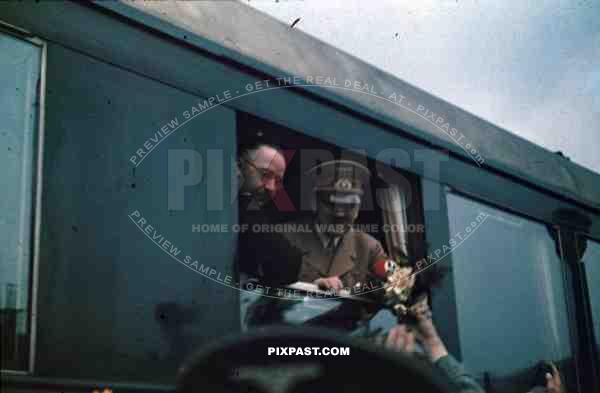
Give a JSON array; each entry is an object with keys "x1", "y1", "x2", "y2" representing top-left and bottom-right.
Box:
[
  {"x1": 447, "y1": 193, "x2": 574, "y2": 393},
  {"x1": 0, "y1": 33, "x2": 41, "y2": 371},
  {"x1": 581, "y1": 239, "x2": 600, "y2": 362}
]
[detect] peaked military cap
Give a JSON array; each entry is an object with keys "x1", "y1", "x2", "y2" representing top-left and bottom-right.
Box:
[{"x1": 306, "y1": 160, "x2": 371, "y2": 205}]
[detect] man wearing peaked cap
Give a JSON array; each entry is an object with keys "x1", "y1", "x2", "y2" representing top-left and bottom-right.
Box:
[
  {"x1": 282, "y1": 160, "x2": 387, "y2": 292},
  {"x1": 307, "y1": 159, "x2": 370, "y2": 195}
]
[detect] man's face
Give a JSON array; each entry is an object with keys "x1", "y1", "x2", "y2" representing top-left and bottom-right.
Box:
[
  {"x1": 239, "y1": 146, "x2": 286, "y2": 207},
  {"x1": 316, "y1": 192, "x2": 360, "y2": 235}
]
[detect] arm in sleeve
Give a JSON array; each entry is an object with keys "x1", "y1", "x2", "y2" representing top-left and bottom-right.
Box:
[
  {"x1": 360, "y1": 233, "x2": 388, "y2": 305},
  {"x1": 434, "y1": 354, "x2": 486, "y2": 393}
]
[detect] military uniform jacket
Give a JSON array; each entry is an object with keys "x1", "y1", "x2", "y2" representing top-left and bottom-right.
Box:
[{"x1": 282, "y1": 221, "x2": 387, "y2": 290}]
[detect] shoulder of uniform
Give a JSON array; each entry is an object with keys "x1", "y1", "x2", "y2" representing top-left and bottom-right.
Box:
[
  {"x1": 353, "y1": 231, "x2": 382, "y2": 248},
  {"x1": 353, "y1": 230, "x2": 376, "y2": 241}
]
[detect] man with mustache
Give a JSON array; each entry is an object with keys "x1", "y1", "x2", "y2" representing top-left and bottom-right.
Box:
[{"x1": 282, "y1": 160, "x2": 387, "y2": 293}]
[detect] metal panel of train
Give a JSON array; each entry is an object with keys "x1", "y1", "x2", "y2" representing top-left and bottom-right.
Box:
[{"x1": 0, "y1": 2, "x2": 598, "y2": 393}]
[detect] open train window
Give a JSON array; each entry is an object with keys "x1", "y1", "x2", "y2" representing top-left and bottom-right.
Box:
[{"x1": 235, "y1": 112, "x2": 426, "y2": 331}]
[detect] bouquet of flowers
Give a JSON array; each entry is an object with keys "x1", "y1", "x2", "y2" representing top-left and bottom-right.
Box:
[{"x1": 372, "y1": 253, "x2": 416, "y2": 318}]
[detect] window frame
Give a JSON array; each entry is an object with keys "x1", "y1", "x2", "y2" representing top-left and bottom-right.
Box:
[{"x1": 561, "y1": 232, "x2": 600, "y2": 392}]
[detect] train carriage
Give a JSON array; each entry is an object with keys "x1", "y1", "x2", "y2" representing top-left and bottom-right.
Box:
[{"x1": 0, "y1": 1, "x2": 598, "y2": 392}]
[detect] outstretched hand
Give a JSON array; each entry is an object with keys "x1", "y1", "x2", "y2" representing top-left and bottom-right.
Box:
[
  {"x1": 545, "y1": 363, "x2": 566, "y2": 393},
  {"x1": 381, "y1": 295, "x2": 448, "y2": 362},
  {"x1": 383, "y1": 324, "x2": 416, "y2": 353}
]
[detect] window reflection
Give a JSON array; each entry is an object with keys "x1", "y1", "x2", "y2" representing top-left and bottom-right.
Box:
[
  {"x1": 0, "y1": 33, "x2": 42, "y2": 371},
  {"x1": 446, "y1": 193, "x2": 574, "y2": 393}
]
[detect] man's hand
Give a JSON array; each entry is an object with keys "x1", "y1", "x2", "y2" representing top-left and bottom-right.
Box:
[
  {"x1": 409, "y1": 296, "x2": 437, "y2": 341},
  {"x1": 383, "y1": 324, "x2": 416, "y2": 353},
  {"x1": 382, "y1": 295, "x2": 449, "y2": 362},
  {"x1": 314, "y1": 276, "x2": 344, "y2": 292},
  {"x1": 546, "y1": 363, "x2": 566, "y2": 393}
]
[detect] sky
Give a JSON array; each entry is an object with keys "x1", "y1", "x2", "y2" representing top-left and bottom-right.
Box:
[{"x1": 247, "y1": 0, "x2": 600, "y2": 175}]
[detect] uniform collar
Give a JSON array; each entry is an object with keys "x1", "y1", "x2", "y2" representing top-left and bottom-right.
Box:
[{"x1": 313, "y1": 220, "x2": 343, "y2": 249}]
